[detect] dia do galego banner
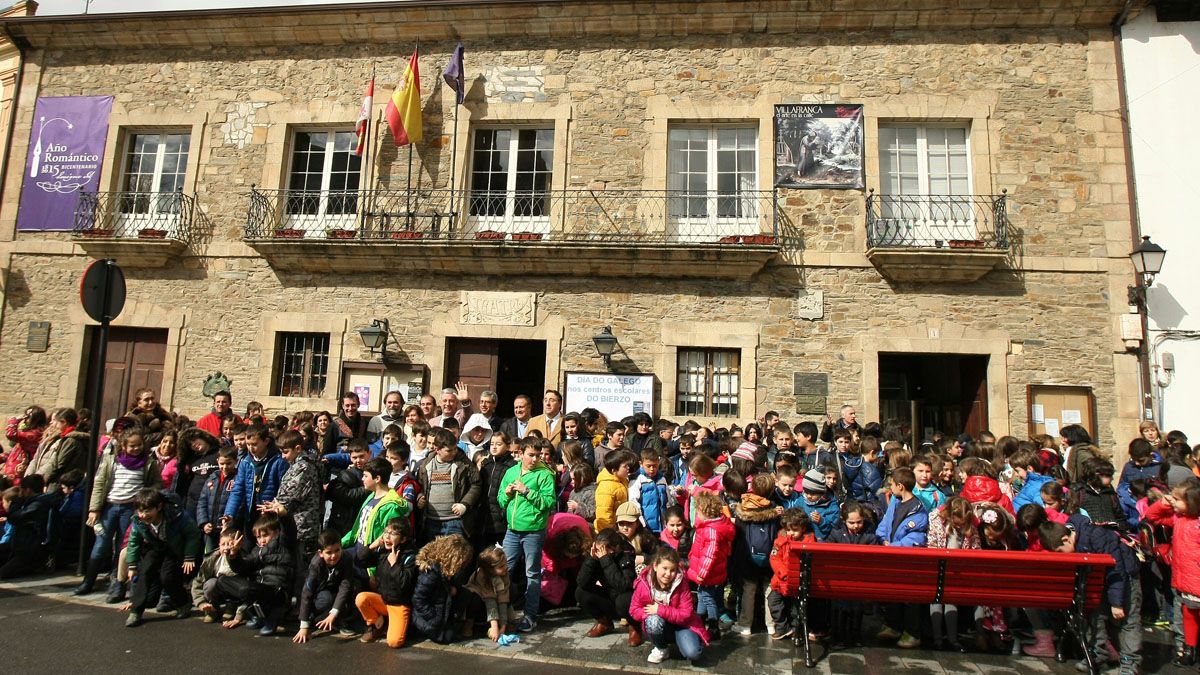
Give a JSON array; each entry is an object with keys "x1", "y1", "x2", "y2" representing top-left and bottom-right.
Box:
[{"x1": 17, "y1": 95, "x2": 113, "y2": 231}]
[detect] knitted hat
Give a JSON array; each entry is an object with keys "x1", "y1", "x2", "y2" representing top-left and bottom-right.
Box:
[
  {"x1": 802, "y1": 468, "x2": 827, "y2": 494},
  {"x1": 615, "y1": 501, "x2": 641, "y2": 523},
  {"x1": 732, "y1": 442, "x2": 758, "y2": 463}
]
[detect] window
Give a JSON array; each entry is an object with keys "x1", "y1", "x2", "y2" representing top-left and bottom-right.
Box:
[
  {"x1": 667, "y1": 126, "x2": 759, "y2": 240},
  {"x1": 272, "y1": 332, "x2": 330, "y2": 398},
  {"x1": 468, "y1": 127, "x2": 554, "y2": 233},
  {"x1": 117, "y1": 132, "x2": 190, "y2": 231},
  {"x1": 876, "y1": 125, "x2": 974, "y2": 245},
  {"x1": 676, "y1": 348, "x2": 740, "y2": 417},
  {"x1": 284, "y1": 130, "x2": 362, "y2": 230}
]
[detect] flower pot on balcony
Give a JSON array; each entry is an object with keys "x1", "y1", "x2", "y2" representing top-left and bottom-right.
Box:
[
  {"x1": 80, "y1": 228, "x2": 114, "y2": 238},
  {"x1": 137, "y1": 228, "x2": 168, "y2": 239},
  {"x1": 389, "y1": 231, "x2": 424, "y2": 240},
  {"x1": 742, "y1": 234, "x2": 776, "y2": 245},
  {"x1": 273, "y1": 228, "x2": 305, "y2": 239},
  {"x1": 326, "y1": 229, "x2": 358, "y2": 239},
  {"x1": 718, "y1": 235, "x2": 742, "y2": 244},
  {"x1": 511, "y1": 232, "x2": 543, "y2": 241},
  {"x1": 947, "y1": 239, "x2": 985, "y2": 249},
  {"x1": 474, "y1": 230, "x2": 506, "y2": 241}
]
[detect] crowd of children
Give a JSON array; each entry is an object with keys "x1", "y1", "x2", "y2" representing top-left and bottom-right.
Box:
[{"x1": 0, "y1": 390, "x2": 1197, "y2": 673}]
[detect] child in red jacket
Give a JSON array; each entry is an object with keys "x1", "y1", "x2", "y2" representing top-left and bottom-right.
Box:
[
  {"x1": 686, "y1": 490, "x2": 734, "y2": 639},
  {"x1": 767, "y1": 508, "x2": 815, "y2": 640},
  {"x1": 1145, "y1": 480, "x2": 1200, "y2": 666}
]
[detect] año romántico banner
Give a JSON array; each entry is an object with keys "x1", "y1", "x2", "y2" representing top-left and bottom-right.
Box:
[{"x1": 17, "y1": 96, "x2": 114, "y2": 231}]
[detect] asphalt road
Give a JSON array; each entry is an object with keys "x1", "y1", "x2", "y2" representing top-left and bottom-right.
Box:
[{"x1": 0, "y1": 589, "x2": 580, "y2": 675}]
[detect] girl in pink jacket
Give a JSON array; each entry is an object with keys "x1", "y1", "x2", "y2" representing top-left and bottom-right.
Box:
[
  {"x1": 1145, "y1": 480, "x2": 1200, "y2": 666},
  {"x1": 630, "y1": 547, "x2": 708, "y2": 665}
]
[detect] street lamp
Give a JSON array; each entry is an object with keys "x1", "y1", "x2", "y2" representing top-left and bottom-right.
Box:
[
  {"x1": 591, "y1": 326, "x2": 619, "y2": 370},
  {"x1": 1127, "y1": 235, "x2": 1166, "y2": 307},
  {"x1": 357, "y1": 318, "x2": 390, "y2": 360}
]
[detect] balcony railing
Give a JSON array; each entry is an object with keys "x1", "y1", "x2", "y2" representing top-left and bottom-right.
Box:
[
  {"x1": 245, "y1": 188, "x2": 780, "y2": 246},
  {"x1": 73, "y1": 190, "x2": 197, "y2": 242},
  {"x1": 865, "y1": 190, "x2": 1009, "y2": 250}
]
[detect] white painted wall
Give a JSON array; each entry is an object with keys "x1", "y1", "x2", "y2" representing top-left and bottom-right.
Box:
[{"x1": 1122, "y1": 11, "x2": 1200, "y2": 435}]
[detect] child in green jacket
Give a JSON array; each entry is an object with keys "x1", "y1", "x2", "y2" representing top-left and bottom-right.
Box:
[
  {"x1": 343, "y1": 458, "x2": 412, "y2": 574},
  {"x1": 497, "y1": 437, "x2": 558, "y2": 633},
  {"x1": 124, "y1": 488, "x2": 203, "y2": 627}
]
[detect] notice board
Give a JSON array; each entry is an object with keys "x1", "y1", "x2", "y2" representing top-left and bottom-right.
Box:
[{"x1": 1027, "y1": 385, "x2": 1096, "y2": 440}]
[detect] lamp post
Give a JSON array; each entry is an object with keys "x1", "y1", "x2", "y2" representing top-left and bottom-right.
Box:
[
  {"x1": 357, "y1": 318, "x2": 390, "y2": 361},
  {"x1": 1127, "y1": 235, "x2": 1166, "y2": 423},
  {"x1": 592, "y1": 326, "x2": 618, "y2": 371}
]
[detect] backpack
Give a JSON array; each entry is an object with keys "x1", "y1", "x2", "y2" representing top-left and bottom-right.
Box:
[
  {"x1": 1137, "y1": 519, "x2": 1171, "y2": 560},
  {"x1": 744, "y1": 520, "x2": 777, "y2": 567}
]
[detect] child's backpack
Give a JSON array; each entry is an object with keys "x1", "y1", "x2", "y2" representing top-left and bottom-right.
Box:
[
  {"x1": 1137, "y1": 518, "x2": 1171, "y2": 560},
  {"x1": 743, "y1": 519, "x2": 778, "y2": 567}
]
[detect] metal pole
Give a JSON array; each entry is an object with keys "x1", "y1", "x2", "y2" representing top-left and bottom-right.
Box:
[
  {"x1": 406, "y1": 144, "x2": 414, "y2": 230},
  {"x1": 77, "y1": 259, "x2": 113, "y2": 575},
  {"x1": 448, "y1": 100, "x2": 459, "y2": 232},
  {"x1": 360, "y1": 66, "x2": 374, "y2": 236}
]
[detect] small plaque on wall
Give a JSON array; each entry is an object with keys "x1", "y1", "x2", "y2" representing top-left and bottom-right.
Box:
[
  {"x1": 795, "y1": 395, "x2": 827, "y2": 415},
  {"x1": 793, "y1": 372, "x2": 828, "y2": 396},
  {"x1": 26, "y1": 321, "x2": 49, "y2": 352}
]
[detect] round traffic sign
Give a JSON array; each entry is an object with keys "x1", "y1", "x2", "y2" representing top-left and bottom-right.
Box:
[{"x1": 80, "y1": 259, "x2": 126, "y2": 323}]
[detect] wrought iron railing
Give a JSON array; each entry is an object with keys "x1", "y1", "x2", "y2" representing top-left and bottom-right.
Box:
[
  {"x1": 73, "y1": 190, "x2": 197, "y2": 242},
  {"x1": 245, "y1": 188, "x2": 780, "y2": 246},
  {"x1": 865, "y1": 190, "x2": 1009, "y2": 249}
]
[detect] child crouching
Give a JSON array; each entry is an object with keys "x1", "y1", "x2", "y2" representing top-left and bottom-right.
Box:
[
  {"x1": 355, "y1": 517, "x2": 419, "y2": 648},
  {"x1": 205, "y1": 513, "x2": 294, "y2": 635},
  {"x1": 293, "y1": 529, "x2": 358, "y2": 644},
  {"x1": 630, "y1": 547, "x2": 708, "y2": 665},
  {"x1": 464, "y1": 546, "x2": 514, "y2": 641},
  {"x1": 124, "y1": 488, "x2": 203, "y2": 627},
  {"x1": 412, "y1": 533, "x2": 474, "y2": 644}
]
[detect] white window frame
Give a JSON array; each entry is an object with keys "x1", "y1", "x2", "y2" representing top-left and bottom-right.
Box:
[
  {"x1": 877, "y1": 124, "x2": 975, "y2": 246},
  {"x1": 115, "y1": 131, "x2": 191, "y2": 235},
  {"x1": 675, "y1": 347, "x2": 741, "y2": 418},
  {"x1": 467, "y1": 126, "x2": 555, "y2": 235},
  {"x1": 283, "y1": 128, "x2": 362, "y2": 235},
  {"x1": 666, "y1": 125, "x2": 760, "y2": 241}
]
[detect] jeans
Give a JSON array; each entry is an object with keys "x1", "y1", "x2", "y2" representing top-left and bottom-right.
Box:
[
  {"x1": 89, "y1": 503, "x2": 135, "y2": 568},
  {"x1": 696, "y1": 584, "x2": 723, "y2": 622},
  {"x1": 503, "y1": 529, "x2": 546, "y2": 622},
  {"x1": 1092, "y1": 579, "x2": 1142, "y2": 668},
  {"x1": 424, "y1": 518, "x2": 465, "y2": 543},
  {"x1": 644, "y1": 614, "x2": 703, "y2": 661}
]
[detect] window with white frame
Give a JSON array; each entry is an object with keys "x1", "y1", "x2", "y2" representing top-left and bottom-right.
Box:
[
  {"x1": 667, "y1": 126, "x2": 759, "y2": 241},
  {"x1": 284, "y1": 130, "x2": 362, "y2": 231},
  {"x1": 117, "y1": 132, "x2": 190, "y2": 232},
  {"x1": 468, "y1": 127, "x2": 554, "y2": 234},
  {"x1": 676, "y1": 348, "x2": 740, "y2": 417},
  {"x1": 877, "y1": 125, "x2": 974, "y2": 245}
]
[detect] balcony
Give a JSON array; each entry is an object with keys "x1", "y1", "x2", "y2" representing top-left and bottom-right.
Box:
[
  {"x1": 72, "y1": 191, "x2": 197, "y2": 268},
  {"x1": 865, "y1": 191, "x2": 1010, "y2": 283},
  {"x1": 243, "y1": 188, "x2": 781, "y2": 279}
]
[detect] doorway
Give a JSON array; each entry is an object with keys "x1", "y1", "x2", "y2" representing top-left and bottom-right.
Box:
[
  {"x1": 82, "y1": 326, "x2": 169, "y2": 425},
  {"x1": 446, "y1": 338, "x2": 547, "y2": 418},
  {"x1": 878, "y1": 353, "x2": 989, "y2": 447}
]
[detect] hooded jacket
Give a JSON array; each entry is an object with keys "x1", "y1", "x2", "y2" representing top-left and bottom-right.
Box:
[
  {"x1": 358, "y1": 543, "x2": 419, "y2": 605},
  {"x1": 630, "y1": 566, "x2": 710, "y2": 644},
  {"x1": 629, "y1": 469, "x2": 673, "y2": 534},
  {"x1": 1012, "y1": 471, "x2": 1054, "y2": 512},
  {"x1": 274, "y1": 453, "x2": 324, "y2": 543},
  {"x1": 223, "y1": 445, "x2": 288, "y2": 530},
  {"x1": 826, "y1": 523, "x2": 879, "y2": 546},
  {"x1": 769, "y1": 529, "x2": 817, "y2": 595},
  {"x1": 412, "y1": 560, "x2": 458, "y2": 644},
  {"x1": 25, "y1": 428, "x2": 90, "y2": 491},
  {"x1": 875, "y1": 495, "x2": 928, "y2": 547},
  {"x1": 798, "y1": 493, "x2": 841, "y2": 541},
  {"x1": 340, "y1": 488, "x2": 411, "y2": 551},
  {"x1": 732, "y1": 493, "x2": 780, "y2": 573},
  {"x1": 89, "y1": 452, "x2": 164, "y2": 513},
  {"x1": 839, "y1": 453, "x2": 882, "y2": 504},
  {"x1": 682, "y1": 473, "x2": 723, "y2": 526},
  {"x1": 178, "y1": 428, "x2": 222, "y2": 515},
  {"x1": 197, "y1": 467, "x2": 237, "y2": 530},
  {"x1": 461, "y1": 414, "x2": 494, "y2": 459},
  {"x1": 229, "y1": 533, "x2": 295, "y2": 590},
  {"x1": 1067, "y1": 513, "x2": 1140, "y2": 608},
  {"x1": 1146, "y1": 499, "x2": 1200, "y2": 596},
  {"x1": 594, "y1": 468, "x2": 629, "y2": 532},
  {"x1": 687, "y1": 514, "x2": 735, "y2": 586},
  {"x1": 497, "y1": 461, "x2": 557, "y2": 532},
  {"x1": 959, "y1": 475, "x2": 1015, "y2": 515},
  {"x1": 326, "y1": 466, "x2": 370, "y2": 536},
  {"x1": 480, "y1": 451, "x2": 517, "y2": 535},
  {"x1": 4, "y1": 418, "x2": 43, "y2": 484}
]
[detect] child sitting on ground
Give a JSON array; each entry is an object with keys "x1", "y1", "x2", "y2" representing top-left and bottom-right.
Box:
[
  {"x1": 630, "y1": 546, "x2": 709, "y2": 665},
  {"x1": 615, "y1": 502, "x2": 659, "y2": 575},
  {"x1": 464, "y1": 546, "x2": 513, "y2": 641},
  {"x1": 577, "y1": 528, "x2": 640, "y2": 644},
  {"x1": 412, "y1": 533, "x2": 474, "y2": 644},
  {"x1": 124, "y1": 488, "x2": 203, "y2": 628},
  {"x1": 192, "y1": 527, "x2": 240, "y2": 623},
  {"x1": 208, "y1": 514, "x2": 294, "y2": 635},
  {"x1": 687, "y1": 490, "x2": 735, "y2": 639},
  {"x1": 293, "y1": 528, "x2": 358, "y2": 644},
  {"x1": 767, "y1": 508, "x2": 815, "y2": 641},
  {"x1": 355, "y1": 517, "x2": 419, "y2": 648},
  {"x1": 732, "y1": 473, "x2": 781, "y2": 637}
]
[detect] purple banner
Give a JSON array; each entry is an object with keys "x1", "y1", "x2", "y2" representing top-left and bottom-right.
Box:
[{"x1": 17, "y1": 95, "x2": 113, "y2": 231}]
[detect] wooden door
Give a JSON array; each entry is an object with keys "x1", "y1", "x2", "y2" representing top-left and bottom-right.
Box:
[
  {"x1": 85, "y1": 326, "x2": 168, "y2": 424},
  {"x1": 445, "y1": 338, "x2": 499, "y2": 410},
  {"x1": 961, "y1": 356, "x2": 989, "y2": 437}
]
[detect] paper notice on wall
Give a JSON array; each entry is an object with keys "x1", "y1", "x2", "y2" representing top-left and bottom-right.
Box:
[
  {"x1": 354, "y1": 385, "x2": 371, "y2": 411},
  {"x1": 1031, "y1": 404, "x2": 1045, "y2": 423},
  {"x1": 1061, "y1": 409, "x2": 1082, "y2": 425},
  {"x1": 1044, "y1": 418, "x2": 1060, "y2": 436}
]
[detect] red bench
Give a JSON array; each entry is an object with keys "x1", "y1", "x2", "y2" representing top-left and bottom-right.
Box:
[{"x1": 782, "y1": 543, "x2": 1115, "y2": 672}]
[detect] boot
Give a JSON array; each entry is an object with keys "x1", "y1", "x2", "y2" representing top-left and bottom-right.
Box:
[
  {"x1": 1023, "y1": 629, "x2": 1057, "y2": 658},
  {"x1": 105, "y1": 579, "x2": 128, "y2": 604},
  {"x1": 73, "y1": 560, "x2": 102, "y2": 596},
  {"x1": 627, "y1": 624, "x2": 643, "y2": 647},
  {"x1": 1172, "y1": 646, "x2": 1195, "y2": 667},
  {"x1": 586, "y1": 618, "x2": 614, "y2": 638}
]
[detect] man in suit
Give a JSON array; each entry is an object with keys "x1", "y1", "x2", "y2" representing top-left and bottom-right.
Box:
[
  {"x1": 499, "y1": 394, "x2": 534, "y2": 441},
  {"x1": 526, "y1": 389, "x2": 563, "y2": 446}
]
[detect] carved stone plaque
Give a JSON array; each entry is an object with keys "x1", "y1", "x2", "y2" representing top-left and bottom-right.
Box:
[
  {"x1": 460, "y1": 292, "x2": 536, "y2": 326},
  {"x1": 793, "y1": 372, "x2": 829, "y2": 396},
  {"x1": 795, "y1": 395, "x2": 827, "y2": 415},
  {"x1": 797, "y1": 289, "x2": 823, "y2": 320}
]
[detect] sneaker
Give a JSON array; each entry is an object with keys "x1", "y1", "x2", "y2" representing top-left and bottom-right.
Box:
[
  {"x1": 174, "y1": 604, "x2": 191, "y2": 620},
  {"x1": 155, "y1": 597, "x2": 174, "y2": 613},
  {"x1": 876, "y1": 626, "x2": 901, "y2": 641},
  {"x1": 770, "y1": 627, "x2": 795, "y2": 640},
  {"x1": 730, "y1": 624, "x2": 752, "y2": 637},
  {"x1": 897, "y1": 632, "x2": 920, "y2": 649},
  {"x1": 124, "y1": 612, "x2": 143, "y2": 628},
  {"x1": 338, "y1": 627, "x2": 358, "y2": 638},
  {"x1": 516, "y1": 617, "x2": 536, "y2": 633},
  {"x1": 105, "y1": 580, "x2": 128, "y2": 604},
  {"x1": 359, "y1": 625, "x2": 380, "y2": 643},
  {"x1": 647, "y1": 646, "x2": 669, "y2": 664},
  {"x1": 718, "y1": 612, "x2": 736, "y2": 626}
]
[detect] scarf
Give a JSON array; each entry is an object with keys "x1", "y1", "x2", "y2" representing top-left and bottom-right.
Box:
[{"x1": 116, "y1": 451, "x2": 148, "y2": 471}]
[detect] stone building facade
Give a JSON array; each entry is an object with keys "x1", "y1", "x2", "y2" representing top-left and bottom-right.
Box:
[{"x1": 0, "y1": 1, "x2": 1147, "y2": 455}]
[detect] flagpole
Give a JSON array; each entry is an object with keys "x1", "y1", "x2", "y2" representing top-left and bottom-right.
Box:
[
  {"x1": 362, "y1": 64, "x2": 375, "y2": 235},
  {"x1": 448, "y1": 91, "x2": 459, "y2": 232}
]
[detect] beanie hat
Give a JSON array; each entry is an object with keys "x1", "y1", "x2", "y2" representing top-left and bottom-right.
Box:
[
  {"x1": 732, "y1": 442, "x2": 757, "y2": 463},
  {"x1": 802, "y1": 468, "x2": 827, "y2": 494}
]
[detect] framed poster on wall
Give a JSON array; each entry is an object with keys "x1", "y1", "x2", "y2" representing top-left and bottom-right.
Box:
[
  {"x1": 773, "y1": 103, "x2": 864, "y2": 189},
  {"x1": 341, "y1": 361, "x2": 427, "y2": 414},
  {"x1": 1027, "y1": 385, "x2": 1096, "y2": 441},
  {"x1": 565, "y1": 372, "x2": 654, "y2": 422}
]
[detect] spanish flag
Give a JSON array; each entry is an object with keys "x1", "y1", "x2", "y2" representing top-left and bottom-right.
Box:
[{"x1": 385, "y1": 49, "x2": 423, "y2": 147}]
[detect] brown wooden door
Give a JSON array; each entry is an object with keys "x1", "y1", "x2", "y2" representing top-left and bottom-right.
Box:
[
  {"x1": 961, "y1": 356, "x2": 989, "y2": 437},
  {"x1": 445, "y1": 338, "x2": 499, "y2": 411},
  {"x1": 85, "y1": 326, "x2": 168, "y2": 424}
]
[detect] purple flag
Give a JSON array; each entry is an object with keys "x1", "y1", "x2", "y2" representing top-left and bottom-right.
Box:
[
  {"x1": 18, "y1": 95, "x2": 113, "y2": 231},
  {"x1": 442, "y1": 43, "x2": 465, "y2": 105}
]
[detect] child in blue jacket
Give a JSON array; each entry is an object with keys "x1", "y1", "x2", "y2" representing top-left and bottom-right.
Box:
[
  {"x1": 197, "y1": 446, "x2": 238, "y2": 553},
  {"x1": 875, "y1": 467, "x2": 928, "y2": 649},
  {"x1": 797, "y1": 469, "x2": 840, "y2": 541},
  {"x1": 222, "y1": 425, "x2": 287, "y2": 536},
  {"x1": 1010, "y1": 447, "x2": 1057, "y2": 512},
  {"x1": 628, "y1": 449, "x2": 673, "y2": 535}
]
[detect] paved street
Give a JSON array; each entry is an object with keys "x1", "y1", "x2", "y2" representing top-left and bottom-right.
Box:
[{"x1": 0, "y1": 574, "x2": 1183, "y2": 674}]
